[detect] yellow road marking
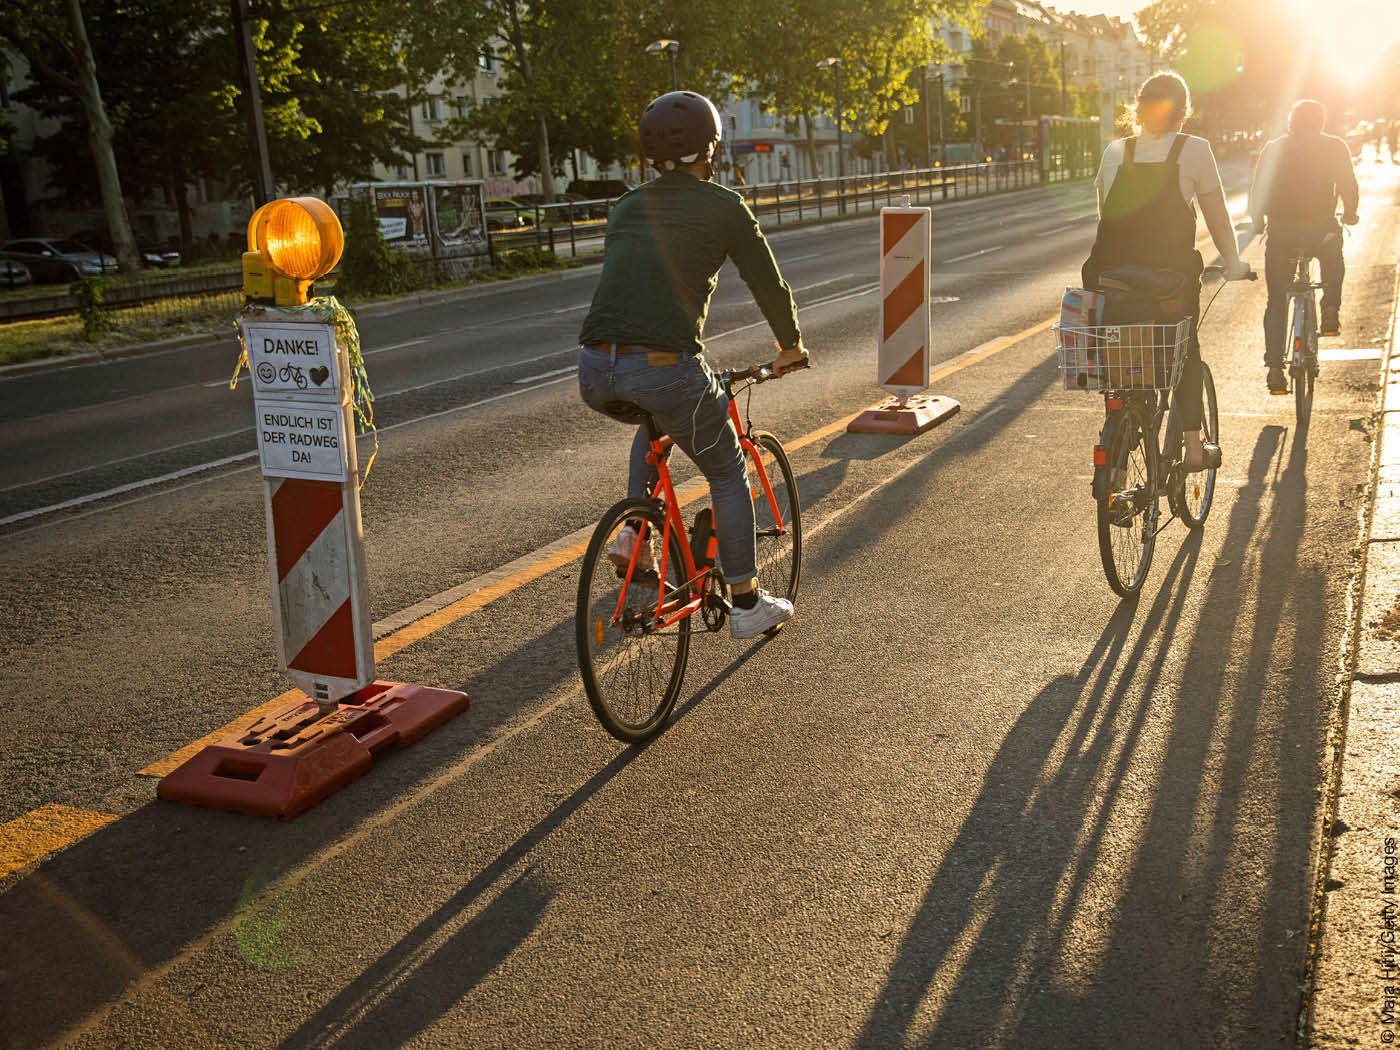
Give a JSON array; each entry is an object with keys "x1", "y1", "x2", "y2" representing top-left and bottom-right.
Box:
[
  {"x1": 142, "y1": 315, "x2": 1055, "y2": 778},
  {"x1": 0, "y1": 804, "x2": 117, "y2": 878}
]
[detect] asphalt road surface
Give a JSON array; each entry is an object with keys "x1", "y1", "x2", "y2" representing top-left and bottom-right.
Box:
[{"x1": 2, "y1": 159, "x2": 1398, "y2": 1049}]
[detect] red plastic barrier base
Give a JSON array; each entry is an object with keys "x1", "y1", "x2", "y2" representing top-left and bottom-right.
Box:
[
  {"x1": 847, "y1": 394, "x2": 961, "y2": 435},
  {"x1": 157, "y1": 681, "x2": 469, "y2": 819}
]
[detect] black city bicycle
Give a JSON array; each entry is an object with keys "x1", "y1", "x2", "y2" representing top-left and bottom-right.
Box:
[{"x1": 1055, "y1": 265, "x2": 1254, "y2": 597}]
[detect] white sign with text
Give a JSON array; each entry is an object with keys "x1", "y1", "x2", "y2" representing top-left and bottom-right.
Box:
[
  {"x1": 254, "y1": 399, "x2": 348, "y2": 482},
  {"x1": 242, "y1": 321, "x2": 341, "y2": 401}
]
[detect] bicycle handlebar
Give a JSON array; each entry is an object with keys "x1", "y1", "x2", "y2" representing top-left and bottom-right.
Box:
[
  {"x1": 1203, "y1": 264, "x2": 1258, "y2": 281},
  {"x1": 722, "y1": 358, "x2": 811, "y2": 385}
]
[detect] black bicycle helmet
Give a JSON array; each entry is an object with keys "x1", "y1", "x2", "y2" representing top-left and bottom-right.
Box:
[{"x1": 639, "y1": 91, "x2": 722, "y2": 169}]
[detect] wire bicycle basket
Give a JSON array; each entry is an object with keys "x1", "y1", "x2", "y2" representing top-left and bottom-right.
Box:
[{"x1": 1054, "y1": 317, "x2": 1191, "y2": 392}]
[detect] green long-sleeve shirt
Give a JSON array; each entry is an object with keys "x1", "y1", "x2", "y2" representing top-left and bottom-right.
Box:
[{"x1": 579, "y1": 172, "x2": 801, "y2": 355}]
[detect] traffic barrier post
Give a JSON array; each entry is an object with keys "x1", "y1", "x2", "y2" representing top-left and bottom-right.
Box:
[
  {"x1": 158, "y1": 196, "x2": 469, "y2": 820},
  {"x1": 848, "y1": 196, "x2": 960, "y2": 435}
]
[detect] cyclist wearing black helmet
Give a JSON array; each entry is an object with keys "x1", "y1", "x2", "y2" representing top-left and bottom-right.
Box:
[{"x1": 578, "y1": 90, "x2": 809, "y2": 639}]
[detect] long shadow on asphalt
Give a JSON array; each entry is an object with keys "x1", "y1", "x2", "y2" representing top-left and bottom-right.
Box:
[
  {"x1": 0, "y1": 356, "x2": 1056, "y2": 1047},
  {"x1": 851, "y1": 535, "x2": 1201, "y2": 1049},
  {"x1": 852, "y1": 422, "x2": 1337, "y2": 1048},
  {"x1": 271, "y1": 638, "x2": 774, "y2": 1050},
  {"x1": 0, "y1": 638, "x2": 775, "y2": 1048}
]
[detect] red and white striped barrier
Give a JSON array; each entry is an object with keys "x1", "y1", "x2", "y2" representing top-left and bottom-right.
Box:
[
  {"x1": 158, "y1": 305, "x2": 467, "y2": 819},
  {"x1": 848, "y1": 198, "x2": 960, "y2": 435},
  {"x1": 268, "y1": 476, "x2": 372, "y2": 699}
]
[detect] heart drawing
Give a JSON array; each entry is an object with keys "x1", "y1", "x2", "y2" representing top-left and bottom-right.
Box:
[{"x1": 309, "y1": 366, "x2": 330, "y2": 386}]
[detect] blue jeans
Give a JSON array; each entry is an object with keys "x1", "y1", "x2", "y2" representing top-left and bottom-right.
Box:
[{"x1": 578, "y1": 346, "x2": 755, "y2": 583}]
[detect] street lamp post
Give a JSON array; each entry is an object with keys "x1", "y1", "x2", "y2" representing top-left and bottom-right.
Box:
[
  {"x1": 646, "y1": 39, "x2": 680, "y2": 92},
  {"x1": 817, "y1": 57, "x2": 844, "y2": 181}
]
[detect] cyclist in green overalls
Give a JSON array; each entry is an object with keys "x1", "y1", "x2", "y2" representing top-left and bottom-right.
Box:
[{"x1": 1083, "y1": 72, "x2": 1251, "y2": 472}]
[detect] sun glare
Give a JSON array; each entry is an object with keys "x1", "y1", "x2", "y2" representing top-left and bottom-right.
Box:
[{"x1": 1280, "y1": 0, "x2": 1400, "y2": 87}]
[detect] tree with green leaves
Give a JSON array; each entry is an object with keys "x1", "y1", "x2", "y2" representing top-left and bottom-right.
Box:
[
  {"x1": 15, "y1": 0, "x2": 431, "y2": 255},
  {"x1": 0, "y1": 0, "x2": 141, "y2": 270},
  {"x1": 734, "y1": 0, "x2": 980, "y2": 176}
]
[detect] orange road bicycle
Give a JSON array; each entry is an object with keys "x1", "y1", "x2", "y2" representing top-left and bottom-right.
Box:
[{"x1": 576, "y1": 361, "x2": 805, "y2": 743}]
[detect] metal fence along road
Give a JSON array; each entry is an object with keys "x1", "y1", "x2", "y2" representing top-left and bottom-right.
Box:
[
  {"x1": 491, "y1": 159, "x2": 1059, "y2": 260},
  {"x1": 1, "y1": 158, "x2": 1078, "y2": 329}
]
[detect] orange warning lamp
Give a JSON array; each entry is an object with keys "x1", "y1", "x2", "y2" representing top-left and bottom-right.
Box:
[{"x1": 242, "y1": 196, "x2": 344, "y2": 307}]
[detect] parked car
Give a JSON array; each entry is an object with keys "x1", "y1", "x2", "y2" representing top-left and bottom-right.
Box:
[
  {"x1": 73, "y1": 229, "x2": 182, "y2": 269},
  {"x1": 0, "y1": 258, "x2": 31, "y2": 289},
  {"x1": 0, "y1": 237, "x2": 117, "y2": 283},
  {"x1": 484, "y1": 198, "x2": 534, "y2": 230}
]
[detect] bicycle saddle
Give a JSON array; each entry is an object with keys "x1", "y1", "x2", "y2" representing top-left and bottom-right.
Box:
[{"x1": 600, "y1": 399, "x2": 662, "y2": 437}]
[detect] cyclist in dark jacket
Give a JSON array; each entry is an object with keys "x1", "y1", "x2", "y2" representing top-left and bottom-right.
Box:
[
  {"x1": 1249, "y1": 99, "x2": 1359, "y2": 392},
  {"x1": 577, "y1": 91, "x2": 808, "y2": 639}
]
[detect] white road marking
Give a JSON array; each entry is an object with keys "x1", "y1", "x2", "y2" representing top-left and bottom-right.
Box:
[
  {"x1": 794, "y1": 273, "x2": 856, "y2": 294},
  {"x1": 3, "y1": 376, "x2": 579, "y2": 531},
  {"x1": 0, "y1": 426, "x2": 255, "y2": 493},
  {"x1": 942, "y1": 245, "x2": 1005, "y2": 265},
  {"x1": 1036, "y1": 224, "x2": 1077, "y2": 237},
  {"x1": 783, "y1": 251, "x2": 825, "y2": 263},
  {"x1": 513, "y1": 366, "x2": 578, "y2": 384},
  {"x1": 1319, "y1": 348, "x2": 1382, "y2": 361},
  {"x1": 0, "y1": 450, "x2": 259, "y2": 527},
  {"x1": 551, "y1": 303, "x2": 589, "y2": 314},
  {"x1": 365, "y1": 337, "x2": 429, "y2": 356},
  {"x1": 375, "y1": 347, "x2": 575, "y2": 398}
]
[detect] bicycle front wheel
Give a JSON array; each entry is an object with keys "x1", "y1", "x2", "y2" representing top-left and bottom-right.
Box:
[
  {"x1": 577, "y1": 498, "x2": 691, "y2": 743},
  {"x1": 1175, "y1": 363, "x2": 1219, "y2": 530},
  {"x1": 749, "y1": 431, "x2": 802, "y2": 607},
  {"x1": 1096, "y1": 399, "x2": 1158, "y2": 597}
]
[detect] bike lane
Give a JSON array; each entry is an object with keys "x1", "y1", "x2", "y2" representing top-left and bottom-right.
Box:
[{"x1": 0, "y1": 163, "x2": 1392, "y2": 1048}]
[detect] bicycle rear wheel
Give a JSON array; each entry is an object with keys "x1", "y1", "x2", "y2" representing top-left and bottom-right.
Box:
[
  {"x1": 1174, "y1": 363, "x2": 1219, "y2": 530},
  {"x1": 577, "y1": 498, "x2": 691, "y2": 743},
  {"x1": 1096, "y1": 399, "x2": 1158, "y2": 597},
  {"x1": 1291, "y1": 296, "x2": 1315, "y2": 422},
  {"x1": 748, "y1": 431, "x2": 802, "y2": 607}
]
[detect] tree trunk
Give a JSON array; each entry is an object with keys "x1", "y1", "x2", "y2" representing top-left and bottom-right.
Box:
[
  {"x1": 536, "y1": 113, "x2": 555, "y2": 202},
  {"x1": 802, "y1": 111, "x2": 819, "y2": 179},
  {"x1": 504, "y1": 2, "x2": 554, "y2": 203},
  {"x1": 64, "y1": 0, "x2": 141, "y2": 273},
  {"x1": 173, "y1": 177, "x2": 194, "y2": 260}
]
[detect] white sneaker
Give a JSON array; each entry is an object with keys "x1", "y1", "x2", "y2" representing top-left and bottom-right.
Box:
[
  {"x1": 607, "y1": 524, "x2": 654, "y2": 574},
  {"x1": 729, "y1": 589, "x2": 794, "y2": 639}
]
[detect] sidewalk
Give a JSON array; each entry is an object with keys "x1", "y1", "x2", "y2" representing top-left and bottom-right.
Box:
[{"x1": 1308, "y1": 263, "x2": 1400, "y2": 1047}]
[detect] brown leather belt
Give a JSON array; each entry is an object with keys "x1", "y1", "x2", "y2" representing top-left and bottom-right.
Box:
[{"x1": 585, "y1": 343, "x2": 683, "y2": 367}]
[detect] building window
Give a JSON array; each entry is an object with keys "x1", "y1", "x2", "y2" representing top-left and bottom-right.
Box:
[
  {"x1": 480, "y1": 47, "x2": 496, "y2": 72},
  {"x1": 461, "y1": 151, "x2": 474, "y2": 176},
  {"x1": 903, "y1": 106, "x2": 915, "y2": 124},
  {"x1": 395, "y1": 164, "x2": 410, "y2": 180},
  {"x1": 425, "y1": 152, "x2": 445, "y2": 177},
  {"x1": 421, "y1": 96, "x2": 442, "y2": 122},
  {"x1": 454, "y1": 97, "x2": 472, "y2": 120},
  {"x1": 487, "y1": 149, "x2": 505, "y2": 175}
]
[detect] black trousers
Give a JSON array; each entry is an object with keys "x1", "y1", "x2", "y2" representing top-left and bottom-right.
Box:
[{"x1": 1263, "y1": 222, "x2": 1344, "y2": 367}]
